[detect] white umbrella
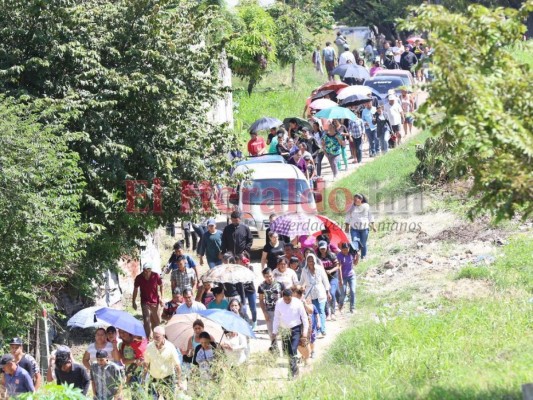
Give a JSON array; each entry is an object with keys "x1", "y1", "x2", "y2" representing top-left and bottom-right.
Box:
[
  {"x1": 337, "y1": 85, "x2": 373, "y2": 100},
  {"x1": 67, "y1": 306, "x2": 106, "y2": 328},
  {"x1": 309, "y1": 98, "x2": 338, "y2": 110}
]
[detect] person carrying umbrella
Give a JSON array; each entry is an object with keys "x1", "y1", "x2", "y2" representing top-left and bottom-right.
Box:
[{"x1": 143, "y1": 326, "x2": 183, "y2": 398}]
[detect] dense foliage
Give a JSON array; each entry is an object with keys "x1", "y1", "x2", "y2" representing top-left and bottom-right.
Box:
[
  {"x1": 0, "y1": 0, "x2": 237, "y2": 334},
  {"x1": 0, "y1": 99, "x2": 85, "y2": 335},
  {"x1": 404, "y1": 2, "x2": 533, "y2": 220}
]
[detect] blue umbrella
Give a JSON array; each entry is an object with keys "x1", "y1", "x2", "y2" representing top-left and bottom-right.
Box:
[
  {"x1": 315, "y1": 106, "x2": 357, "y2": 121},
  {"x1": 95, "y1": 308, "x2": 146, "y2": 337},
  {"x1": 67, "y1": 306, "x2": 105, "y2": 329},
  {"x1": 198, "y1": 309, "x2": 256, "y2": 338}
]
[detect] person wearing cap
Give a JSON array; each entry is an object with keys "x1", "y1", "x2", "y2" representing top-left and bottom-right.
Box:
[
  {"x1": 54, "y1": 346, "x2": 91, "y2": 396},
  {"x1": 317, "y1": 240, "x2": 341, "y2": 320},
  {"x1": 385, "y1": 94, "x2": 405, "y2": 145},
  {"x1": 162, "y1": 288, "x2": 183, "y2": 321},
  {"x1": 221, "y1": 210, "x2": 253, "y2": 258},
  {"x1": 132, "y1": 261, "x2": 164, "y2": 338},
  {"x1": 247, "y1": 130, "x2": 266, "y2": 156},
  {"x1": 144, "y1": 326, "x2": 182, "y2": 397},
  {"x1": 339, "y1": 44, "x2": 355, "y2": 65},
  {"x1": 337, "y1": 242, "x2": 358, "y2": 314},
  {"x1": 315, "y1": 228, "x2": 340, "y2": 253},
  {"x1": 0, "y1": 353, "x2": 35, "y2": 396},
  {"x1": 272, "y1": 289, "x2": 309, "y2": 377},
  {"x1": 198, "y1": 218, "x2": 223, "y2": 269},
  {"x1": 90, "y1": 349, "x2": 124, "y2": 400},
  {"x1": 8, "y1": 337, "x2": 42, "y2": 390}
]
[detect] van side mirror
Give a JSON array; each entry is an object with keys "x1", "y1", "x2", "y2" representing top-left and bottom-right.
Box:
[{"x1": 229, "y1": 192, "x2": 239, "y2": 205}]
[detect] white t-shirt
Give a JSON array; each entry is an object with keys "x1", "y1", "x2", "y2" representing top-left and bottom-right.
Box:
[
  {"x1": 339, "y1": 51, "x2": 356, "y2": 65},
  {"x1": 272, "y1": 268, "x2": 299, "y2": 288},
  {"x1": 386, "y1": 101, "x2": 403, "y2": 126},
  {"x1": 86, "y1": 342, "x2": 114, "y2": 364}
]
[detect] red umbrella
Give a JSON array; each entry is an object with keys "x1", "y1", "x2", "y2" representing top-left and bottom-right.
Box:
[
  {"x1": 314, "y1": 82, "x2": 349, "y2": 94},
  {"x1": 312, "y1": 215, "x2": 350, "y2": 248},
  {"x1": 407, "y1": 37, "x2": 425, "y2": 44}
]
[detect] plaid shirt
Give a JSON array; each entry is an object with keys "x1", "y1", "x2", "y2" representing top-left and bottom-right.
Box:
[
  {"x1": 347, "y1": 118, "x2": 365, "y2": 139},
  {"x1": 171, "y1": 268, "x2": 195, "y2": 294}
]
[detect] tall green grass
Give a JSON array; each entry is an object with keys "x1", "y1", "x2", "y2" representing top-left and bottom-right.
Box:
[{"x1": 272, "y1": 234, "x2": 533, "y2": 400}]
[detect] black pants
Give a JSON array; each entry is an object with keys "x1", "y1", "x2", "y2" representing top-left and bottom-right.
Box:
[
  {"x1": 282, "y1": 325, "x2": 302, "y2": 377},
  {"x1": 183, "y1": 229, "x2": 198, "y2": 251}
]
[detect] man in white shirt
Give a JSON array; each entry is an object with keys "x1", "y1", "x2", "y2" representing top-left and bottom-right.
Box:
[
  {"x1": 272, "y1": 289, "x2": 309, "y2": 377},
  {"x1": 385, "y1": 95, "x2": 405, "y2": 144},
  {"x1": 338, "y1": 44, "x2": 355, "y2": 65},
  {"x1": 175, "y1": 288, "x2": 206, "y2": 314}
]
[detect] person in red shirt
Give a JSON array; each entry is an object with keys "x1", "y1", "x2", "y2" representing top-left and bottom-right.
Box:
[
  {"x1": 247, "y1": 131, "x2": 266, "y2": 156},
  {"x1": 132, "y1": 261, "x2": 163, "y2": 339}
]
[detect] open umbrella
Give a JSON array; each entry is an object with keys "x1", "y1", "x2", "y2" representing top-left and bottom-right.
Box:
[
  {"x1": 314, "y1": 81, "x2": 349, "y2": 93},
  {"x1": 331, "y1": 64, "x2": 370, "y2": 80},
  {"x1": 67, "y1": 306, "x2": 105, "y2": 329},
  {"x1": 282, "y1": 117, "x2": 312, "y2": 131},
  {"x1": 312, "y1": 215, "x2": 350, "y2": 248},
  {"x1": 309, "y1": 98, "x2": 338, "y2": 110},
  {"x1": 269, "y1": 213, "x2": 324, "y2": 238},
  {"x1": 340, "y1": 94, "x2": 373, "y2": 107},
  {"x1": 198, "y1": 310, "x2": 256, "y2": 338},
  {"x1": 315, "y1": 106, "x2": 357, "y2": 121},
  {"x1": 311, "y1": 90, "x2": 335, "y2": 101},
  {"x1": 165, "y1": 313, "x2": 224, "y2": 351},
  {"x1": 337, "y1": 85, "x2": 372, "y2": 100},
  {"x1": 248, "y1": 117, "x2": 283, "y2": 133},
  {"x1": 407, "y1": 37, "x2": 425, "y2": 44},
  {"x1": 200, "y1": 264, "x2": 255, "y2": 284},
  {"x1": 95, "y1": 308, "x2": 146, "y2": 338}
]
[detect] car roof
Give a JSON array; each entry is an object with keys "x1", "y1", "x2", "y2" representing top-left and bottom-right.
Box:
[
  {"x1": 364, "y1": 76, "x2": 404, "y2": 83},
  {"x1": 233, "y1": 163, "x2": 307, "y2": 180},
  {"x1": 235, "y1": 154, "x2": 286, "y2": 167}
]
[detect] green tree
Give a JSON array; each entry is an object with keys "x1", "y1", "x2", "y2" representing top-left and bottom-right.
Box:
[
  {"x1": 0, "y1": 0, "x2": 238, "y2": 306},
  {"x1": 403, "y1": 2, "x2": 533, "y2": 220},
  {"x1": 226, "y1": 0, "x2": 277, "y2": 94},
  {"x1": 267, "y1": 3, "x2": 312, "y2": 84},
  {"x1": 0, "y1": 98, "x2": 86, "y2": 336}
]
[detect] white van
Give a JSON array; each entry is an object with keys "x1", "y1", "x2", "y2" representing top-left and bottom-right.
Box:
[{"x1": 228, "y1": 163, "x2": 321, "y2": 238}]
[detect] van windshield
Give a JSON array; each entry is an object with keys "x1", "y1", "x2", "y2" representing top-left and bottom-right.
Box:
[{"x1": 241, "y1": 179, "x2": 314, "y2": 205}]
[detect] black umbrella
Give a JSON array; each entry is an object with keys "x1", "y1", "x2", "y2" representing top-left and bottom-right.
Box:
[
  {"x1": 283, "y1": 117, "x2": 312, "y2": 131},
  {"x1": 311, "y1": 89, "x2": 336, "y2": 101},
  {"x1": 331, "y1": 64, "x2": 370, "y2": 80},
  {"x1": 248, "y1": 117, "x2": 283, "y2": 133},
  {"x1": 340, "y1": 94, "x2": 373, "y2": 107}
]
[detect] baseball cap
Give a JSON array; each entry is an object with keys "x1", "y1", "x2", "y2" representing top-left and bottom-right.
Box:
[
  {"x1": 142, "y1": 261, "x2": 154, "y2": 270},
  {"x1": 55, "y1": 346, "x2": 71, "y2": 368},
  {"x1": 10, "y1": 337, "x2": 23, "y2": 346},
  {"x1": 0, "y1": 354, "x2": 14, "y2": 368},
  {"x1": 207, "y1": 218, "x2": 216, "y2": 226},
  {"x1": 318, "y1": 240, "x2": 328, "y2": 249},
  {"x1": 96, "y1": 350, "x2": 108, "y2": 359}
]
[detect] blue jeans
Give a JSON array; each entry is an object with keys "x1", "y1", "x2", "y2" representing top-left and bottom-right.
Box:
[
  {"x1": 312, "y1": 299, "x2": 326, "y2": 334},
  {"x1": 328, "y1": 277, "x2": 339, "y2": 315},
  {"x1": 242, "y1": 291, "x2": 257, "y2": 323},
  {"x1": 350, "y1": 228, "x2": 370, "y2": 258},
  {"x1": 340, "y1": 275, "x2": 356, "y2": 311},
  {"x1": 365, "y1": 128, "x2": 378, "y2": 156},
  {"x1": 377, "y1": 130, "x2": 389, "y2": 154},
  {"x1": 350, "y1": 137, "x2": 363, "y2": 163},
  {"x1": 282, "y1": 325, "x2": 302, "y2": 377},
  {"x1": 207, "y1": 259, "x2": 222, "y2": 269}
]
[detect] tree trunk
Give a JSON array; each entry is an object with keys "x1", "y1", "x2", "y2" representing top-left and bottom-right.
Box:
[
  {"x1": 291, "y1": 62, "x2": 296, "y2": 85},
  {"x1": 247, "y1": 77, "x2": 257, "y2": 95}
]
